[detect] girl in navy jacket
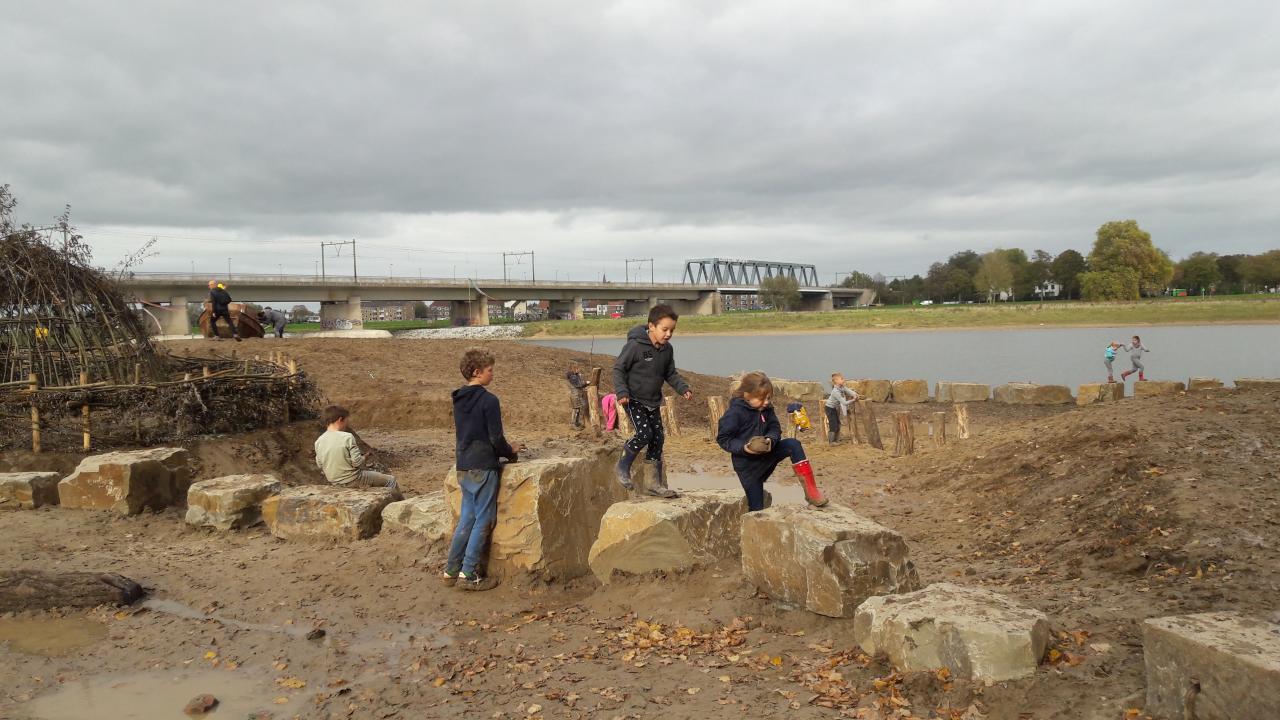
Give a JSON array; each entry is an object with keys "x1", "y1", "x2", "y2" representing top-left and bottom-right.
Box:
[{"x1": 716, "y1": 371, "x2": 828, "y2": 511}]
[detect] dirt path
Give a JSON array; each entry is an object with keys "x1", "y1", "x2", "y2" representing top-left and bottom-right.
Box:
[{"x1": 2, "y1": 337, "x2": 1278, "y2": 719}]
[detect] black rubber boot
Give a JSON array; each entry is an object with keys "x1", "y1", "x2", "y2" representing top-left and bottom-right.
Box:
[
  {"x1": 646, "y1": 459, "x2": 678, "y2": 498},
  {"x1": 615, "y1": 447, "x2": 638, "y2": 491},
  {"x1": 827, "y1": 431, "x2": 838, "y2": 444}
]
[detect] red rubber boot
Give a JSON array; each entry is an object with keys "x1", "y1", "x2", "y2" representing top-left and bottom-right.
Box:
[
  {"x1": 1138, "y1": 371, "x2": 1146, "y2": 381},
  {"x1": 792, "y1": 460, "x2": 828, "y2": 507}
]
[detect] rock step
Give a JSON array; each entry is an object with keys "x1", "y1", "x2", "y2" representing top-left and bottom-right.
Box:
[
  {"x1": 0, "y1": 472, "x2": 61, "y2": 509},
  {"x1": 261, "y1": 485, "x2": 398, "y2": 542},
  {"x1": 935, "y1": 382, "x2": 990, "y2": 403},
  {"x1": 993, "y1": 383, "x2": 1073, "y2": 405},
  {"x1": 381, "y1": 491, "x2": 452, "y2": 548},
  {"x1": 1133, "y1": 380, "x2": 1185, "y2": 398},
  {"x1": 1144, "y1": 612, "x2": 1280, "y2": 720},
  {"x1": 59, "y1": 448, "x2": 190, "y2": 515},
  {"x1": 1077, "y1": 382, "x2": 1124, "y2": 405},
  {"x1": 185, "y1": 474, "x2": 282, "y2": 531}
]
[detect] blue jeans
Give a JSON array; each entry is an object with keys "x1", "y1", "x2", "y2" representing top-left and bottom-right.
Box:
[{"x1": 447, "y1": 469, "x2": 500, "y2": 575}]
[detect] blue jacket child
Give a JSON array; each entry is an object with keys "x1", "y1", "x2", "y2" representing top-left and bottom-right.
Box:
[{"x1": 716, "y1": 372, "x2": 828, "y2": 511}]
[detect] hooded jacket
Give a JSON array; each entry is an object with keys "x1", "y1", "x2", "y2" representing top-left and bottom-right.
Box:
[
  {"x1": 452, "y1": 384, "x2": 517, "y2": 471},
  {"x1": 716, "y1": 397, "x2": 784, "y2": 481},
  {"x1": 612, "y1": 325, "x2": 690, "y2": 409}
]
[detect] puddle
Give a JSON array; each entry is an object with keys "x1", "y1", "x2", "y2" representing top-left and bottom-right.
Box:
[
  {"x1": 0, "y1": 615, "x2": 108, "y2": 657},
  {"x1": 22, "y1": 669, "x2": 305, "y2": 719},
  {"x1": 668, "y1": 471, "x2": 806, "y2": 504},
  {"x1": 141, "y1": 598, "x2": 314, "y2": 640}
]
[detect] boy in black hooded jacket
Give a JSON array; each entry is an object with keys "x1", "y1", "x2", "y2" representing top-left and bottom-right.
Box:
[{"x1": 612, "y1": 304, "x2": 692, "y2": 497}]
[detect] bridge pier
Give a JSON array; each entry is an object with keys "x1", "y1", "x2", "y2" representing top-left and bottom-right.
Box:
[
  {"x1": 320, "y1": 296, "x2": 364, "y2": 330},
  {"x1": 624, "y1": 296, "x2": 658, "y2": 317},
  {"x1": 157, "y1": 295, "x2": 190, "y2": 336},
  {"x1": 667, "y1": 290, "x2": 721, "y2": 317},
  {"x1": 799, "y1": 292, "x2": 834, "y2": 312},
  {"x1": 449, "y1": 299, "x2": 490, "y2": 326},
  {"x1": 550, "y1": 298, "x2": 584, "y2": 320}
]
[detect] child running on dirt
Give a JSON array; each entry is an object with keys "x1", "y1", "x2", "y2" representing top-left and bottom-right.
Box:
[
  {"x1": 314, "y1": 405, "x2": 398, "y2": 490},
  {"x1": 1120, "y1": 335, "x2": 1151, "y2": 382},
  {"x1": 1104, "y1": 341, "x2": 1122, "y2": 383},
  {"x1": 717, "y1": 372, "x2": 828, "y2": 511},
  {"x1": 565, "y1": 360, "x2": 589, "y2": 429},
  {"x1": 824, "y1": 373, "x2": 861, "y2": 443},
  {"x1": 612, "y1": 304, "x2": 692, "y2": 498},
  {"x1": 444, "y1": 347, "x2": 523, "y2": 591}
]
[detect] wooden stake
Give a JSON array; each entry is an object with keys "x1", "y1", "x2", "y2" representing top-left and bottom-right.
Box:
[
  {"x1": 80, "y1": 371, "x2": 91, "y2": 451},
  {"x1": 585, "y1": 367, "x2": 603, "y2": 429},
  {"x1": 955, "y1": 403, "x2": 971, "y2": 439},
  {"x1": 660, "y1": 401, "x2": 681, "y2": 437},
  {"x1": 857, "y1": 399, "x2": 884, "y2": 450},
  {"x1": 847, "y1": 406, "x2": 863, "y2": 444},
  {"x1": 892, "y1": 411, "x2": 914, "y2": 456},
  {"x1": 133, "y1": 363, "x2": 141, "y2": 385},
  {"x1": 202, "y1": 365, "x2": 211, "y2": 378},
  {"x1": 618, "y1": 404, "x2": 635, "y2": 436},
  {"x1": 930, "y1": 411, "x2": 947, "y2": 447},
  {"x1": 818, "y1": 404, "x2": 832, "y2": 444},
  {"x1": 707, "y1": 396, "x2": 727, "y2": 441},
  {"x1": 29, "y1": 373, "x2": 40, "y2": 453}
]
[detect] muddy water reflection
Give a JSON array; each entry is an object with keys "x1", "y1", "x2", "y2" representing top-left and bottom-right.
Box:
[
  {"x1": 22, "y1": 670, "x2": 306, "y2": 720},
  {"x1": 0, "y1": 615, "x2": 107, "y2": 657}
]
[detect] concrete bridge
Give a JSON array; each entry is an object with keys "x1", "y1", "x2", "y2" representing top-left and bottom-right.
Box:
[{"x1": 121, "y1": 273, "x2": 875, "y2": 334}]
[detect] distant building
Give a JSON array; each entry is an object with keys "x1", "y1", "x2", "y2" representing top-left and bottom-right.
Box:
[
  {"x1": 1033, "y1": 281, "x2": 1062, "y2": 299},
  {"x1": 723, "y1": 294, "x2": 763, "y2": 311},
  {"x1": 361, "y1": 301, "x2": 415, "y2": 322}
]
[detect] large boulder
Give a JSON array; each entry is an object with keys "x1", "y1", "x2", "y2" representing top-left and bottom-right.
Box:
[
  {"x1": 444, "y1": 450, "x2": 629, "y2": 579},
  {"x1": 849, "y1": 380, "x2": 891, "y2": 403},
  {"x1": 261, "y1": 486, "x2": 398, "y2": 542},
  {"x1": 740, "y1": 504, "x2": 920, "y2": 618},
  {"x1": 588, "y1": 490, "x2": 752, "y2": 583},
  {"x1": 934, "y1": 382, "x2": 990, "y2": 403},
  {"x1": 185, "y1": 474, "x2": 282, "y2": 530},
  {"x1": 727, "y1": 377, "x2": 823, "y2": 403},
  {"x1": 1077, "y1": 382, "x2": 1124, "y2": 405},
  {"x1": 993, "y1": 383, "x2": 1073, "y2": 405},
  {"x1": 381, "y1": 491, "x2": 453, "y2": 548},
  {"x1": 1187, "y1": 376, "x2": 1224, "y2": 391},
  {"x1": 1144, "y1": 612, "x2": 1280, "y2": 720},
  {"x1": 1133, "y1": 380, "x2": 1185, "y2": 398},
  {"x1": 891, "y1": 379, "x2": 930, "y2": 404},
  {"x1": 0, "y1": 472, "x2": 61, "y2": 509},
  {"x1": 1234, "y1": 377, "x2": 1280, "y2": 391},
  {"x1": 854, "y1": 583, "x2": 1050, "y2": 681},
  {"x1": 58, "y1": 448, "x2": 190, "y2": 515}
]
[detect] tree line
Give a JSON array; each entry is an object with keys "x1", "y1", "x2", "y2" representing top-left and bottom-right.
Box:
[{"x1": 840, "y1": 220, "x2": 1280, "y2": 303}]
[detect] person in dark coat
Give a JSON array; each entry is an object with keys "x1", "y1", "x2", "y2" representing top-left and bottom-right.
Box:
[
  {"x1": 206, "y1": 279, "x2": 241, "y2": 342},
  {"x1": 716, "y1": 371, "x2": 828, "y2": 511}
]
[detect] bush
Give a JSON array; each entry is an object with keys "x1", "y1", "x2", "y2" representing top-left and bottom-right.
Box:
[{"x1": 1080, "y1": 269, "x2": 1139, "y2": 301}]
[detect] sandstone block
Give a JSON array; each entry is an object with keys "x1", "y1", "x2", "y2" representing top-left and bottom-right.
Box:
[
  {"x1": 891, "y1": 379, "x2": 930, "y2": 403},
  {"x1": 740, "y1": 504, "x2": 920, "y2": 618},
  {"x1": 261, "y1": 486, "x2": 398, "y2": 541},
  {"x1": 1077, "y1": 382, "x2": 1125, "y2": 405},
  {"x1": 185, "y1": 474, "x2": 282, "y2": 530},
  {"x1": 935, "y1": 382, "x2": 990, "y2": 403},
  {"x1": 588, "y1": 490, "x2": 751, "y2": 583},
  {"x1": 1144, "y1": 612, "x2": 1280, "y2": 720},
  {"x1": 854, "y1": 583, "x2": 1050, "y2": 681},
  {"x1": 445, "y1": 450, "x2": 629, "y2": 579},
  {"x1": 849, "y1": 380, "x2": 891, "y2": 403},
  {"x1": 1133, "y1": 380, "x2": 1185, "y2": 398},
  {"x1": 1187, "y1": 377, "x2": 1224, "y2": 391},
  {"x1": 58, "y1": 448, "x2": 190, "y2": 515},
  {"x1": 0, "y1": 472, "x2": 61, "y2": 509},
  {"x1": 382, "y1": 491, "x2": 452, "y2": 548},
  {"x1": 993, "y1": 383, "x2": 1073, "y2": 405},
  {"x1": 1234, "y1": 377, "x2": 1280, "y2": 391}
]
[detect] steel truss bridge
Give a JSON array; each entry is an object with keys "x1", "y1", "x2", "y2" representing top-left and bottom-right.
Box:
[{"x1": 681, "y1": 258, "x2": 820, "y2": 287}]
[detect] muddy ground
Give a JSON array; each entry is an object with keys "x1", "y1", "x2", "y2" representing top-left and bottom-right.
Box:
[{"x1": 2, "y1": 336, "x2": 1278, "y2": 720}]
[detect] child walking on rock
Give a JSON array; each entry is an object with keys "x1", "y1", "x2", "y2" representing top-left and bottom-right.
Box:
[
  {"x1": 612, "y1": 304, "x2": 692, "y2": 498},
  {"x1": 717, "y1": 371, "x2": 828, "y2": 511},
  {"x1": 1120, "y1": 335, "x2": 1151, "y2": 382}
]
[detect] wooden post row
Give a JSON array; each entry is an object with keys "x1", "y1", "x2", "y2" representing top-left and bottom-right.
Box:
[{"x1": 892, "y1": 411, "x2": 915, "y2": 457}]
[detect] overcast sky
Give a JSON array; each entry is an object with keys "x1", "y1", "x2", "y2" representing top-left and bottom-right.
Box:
[{"x1": 4, "y1": 1, "x2": 1279, "y2": 283}]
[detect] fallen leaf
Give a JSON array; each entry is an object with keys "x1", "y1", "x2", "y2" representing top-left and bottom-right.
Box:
[
  {"x1": 276, "y1": 677, "x2": 306, "y2": 689},
  {"x1": 526, "y1": 704, "x2": 542, "y2": 714},
  {"x1": 770, "y1": 656, "x2": 783, "y2": 667},
  {"x1": 686, "y1": 687, "x2": 701, "y2": 695},
  {"x1": 718, "y1": 676, "x2": 731, "y2": 683},
  {"x1": 431, "y1": 678, "x2": 447, "y2": 687},
  {"x1": 203, "y1": 651, "x2": 218, "y2": 660},
  {"x1": 273, "y1": 697, "x2": 289, "y2": 705}
]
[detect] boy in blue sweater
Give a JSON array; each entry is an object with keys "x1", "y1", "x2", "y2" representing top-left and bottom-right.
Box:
[
  {"x1": 717, "y1": 371, "x2": 828, "y2": 511},
  {"x1": 443, "y1": 347, "x2": 523, "y2": 591},
  {"x1": 612, "y1": 304, "x2": 692, "y2": 498}
]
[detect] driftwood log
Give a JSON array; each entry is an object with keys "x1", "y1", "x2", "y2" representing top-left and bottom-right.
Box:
[{"x1": 0, "y1": 570, "x2": 144, "y2": 613}]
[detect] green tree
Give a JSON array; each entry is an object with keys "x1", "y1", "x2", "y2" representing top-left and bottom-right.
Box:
[
  {"x1": 973, "y1": 251, "x2": 1014, "y2": 302},
  {"x1": 1027, "y1": 250, "x2": 1054, "y2": 298},
  {"x1": 1176, "y1": 252, "x2": 1222, "y2": 293},
  {"x1": 1080, "y1": 268, "x2": 1139, "y2": 301},
  {"x1": 947, "y1": 250, "x2": 981, "y2": 277},
  {"x1": 1241, "y1": 250, "x2": 1280, "y2": 289},
  {"x1": 1087, "y1": 220, "x2": 1173, "y2": 296},
  {"x1": 838, "y1": 271, "x2": 877, "y2": 288},
  {"x1": 1050, "y1": 249, "x2": 1087, "y2": 299},
  {"x1": 759, "y1": 275, "x2": 801, "y2": 311},
  {"x1": 412, "y1": 300, "x2": 430, "y2": 318},
  {"x1": 289, "y1": 304, "x2": 311, "y2": 323},
  {"x1": 1217, "y1": 254, "x2": 1248, "y2": 293}
]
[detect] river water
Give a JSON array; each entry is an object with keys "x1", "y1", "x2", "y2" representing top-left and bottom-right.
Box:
[{"x1": 528, "y1": 324, "x2": 1280, "y2": 389}]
